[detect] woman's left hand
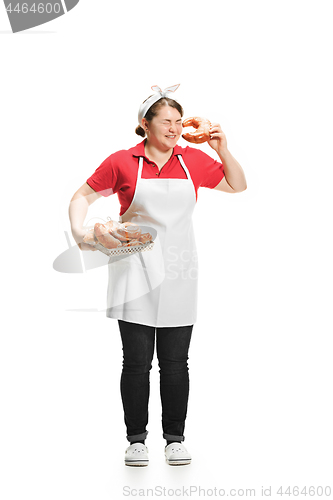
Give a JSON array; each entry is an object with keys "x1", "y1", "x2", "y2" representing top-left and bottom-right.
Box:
[{"x1": 207, "y1": 122, "x2": 227, "y2": 154}]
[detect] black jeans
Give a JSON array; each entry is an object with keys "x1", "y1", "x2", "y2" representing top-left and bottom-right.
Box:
[{"x1": 118, "y1": 320, "x2": 193, "y2": 443}]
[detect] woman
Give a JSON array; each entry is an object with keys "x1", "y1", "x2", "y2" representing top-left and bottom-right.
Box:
[{"x1": 68, "y1": 85, "x2": 247, "y2": 467}]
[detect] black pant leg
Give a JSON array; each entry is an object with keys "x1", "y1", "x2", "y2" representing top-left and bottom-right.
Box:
[
  {"x1": 118, "y1": 320, "x2": 155, "y2": 442},
  {"x1": 156, "y1": 324, "x2": 193, "y2": 442}
]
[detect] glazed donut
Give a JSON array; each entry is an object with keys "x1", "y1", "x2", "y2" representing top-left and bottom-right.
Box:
[
  {"x1": 182, "y1": 116, "x2": 211, "y2": 144},
  {"x1": 139, "y1": 232, "x2": 153, "y2": 244},
  {"x1": 117, "y1": 223, "x2": 142, "y2": 240},
  {"x1": 120, "y1": 239, "x2": 143, "y2": 247},
  {"x1": 109, "y1": 228, "x2": 129, "y2": 242},
  {"x1": 102, "y1": 219, "x2": 131, "y2": 242},
  {"x1": 94, "y1": 223, "x2": 122, "y2": 249},
  {"x1": 105, "y1": 219, "x2": 121, "y2": 232},
  {"x1": 122, "y1": 222, "x2": 137, "y2": 227},
  {"x1": 128, "y1": 239, "x2": 143, "y2": 246}
]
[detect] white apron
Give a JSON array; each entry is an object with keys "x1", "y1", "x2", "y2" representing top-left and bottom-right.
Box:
[{"x1": 106, "y1": 154, "x2": 198, "y2": 327}]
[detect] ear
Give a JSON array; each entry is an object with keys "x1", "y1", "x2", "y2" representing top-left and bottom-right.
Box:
[{"x1": 141, "y1": 118, "x2": 148, "y2": 131}]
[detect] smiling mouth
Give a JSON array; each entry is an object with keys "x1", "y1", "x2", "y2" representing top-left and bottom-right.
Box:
[{"x1": 166, "y1": 135, "x2": 176, "y2": 139}]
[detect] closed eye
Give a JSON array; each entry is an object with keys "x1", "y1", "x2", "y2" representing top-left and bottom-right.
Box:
[{"x1": 162, "y1": 120, "x2": 182, "y2": 124}]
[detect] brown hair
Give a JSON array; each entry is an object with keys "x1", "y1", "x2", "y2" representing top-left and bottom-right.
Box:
[{"x1": 135, "y1": 97, "x2": 184, "y2": 137}]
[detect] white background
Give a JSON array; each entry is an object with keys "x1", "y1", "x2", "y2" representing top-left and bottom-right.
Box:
[{"x1": 1, "y1": 1, "x2": 332, "y2": 498}]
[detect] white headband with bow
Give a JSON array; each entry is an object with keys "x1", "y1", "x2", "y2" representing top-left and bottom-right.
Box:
[{"x1": 138, "y1": 84, "x2": 180, "y2": 125}]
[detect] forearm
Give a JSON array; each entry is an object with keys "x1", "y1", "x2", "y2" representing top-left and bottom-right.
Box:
[
  {"x1": 218, "y1": 148, "x2": 247, "y2": 192},
  {"x1": 68, "y1": 194, "x2": 89, "y2": 241}
]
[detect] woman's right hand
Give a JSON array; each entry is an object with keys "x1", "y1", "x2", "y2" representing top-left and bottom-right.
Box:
[
  {"x1": 72, "y1": 228, "x2": 98, "y2": 251},
  {"x1": 79, "y1": 242, "x2": 98, "y2": 251}
]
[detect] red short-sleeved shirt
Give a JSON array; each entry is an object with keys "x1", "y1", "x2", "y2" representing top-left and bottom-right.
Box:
[{"x1": 86, "y1": 140, "x2": 225, "y2": 216}]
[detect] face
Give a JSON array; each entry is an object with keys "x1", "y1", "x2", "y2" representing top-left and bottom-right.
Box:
[{"x1": 142, "y1": 106, "x2": 183, "y2": 151}]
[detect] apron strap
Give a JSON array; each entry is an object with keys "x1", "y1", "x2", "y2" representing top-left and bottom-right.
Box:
[
  {"x1": 138, "y1": 156, "x2": 144, "y2": 178},
  {"x1": 176, "y1": 154, "x2": 192, "y2": 181}
]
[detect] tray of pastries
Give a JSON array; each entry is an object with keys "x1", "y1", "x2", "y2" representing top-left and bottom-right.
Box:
[{"x1": 82, "y1": 219, "x2": 154, "y2": 257}]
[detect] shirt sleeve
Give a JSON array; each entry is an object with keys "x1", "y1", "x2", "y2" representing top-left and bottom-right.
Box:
[
  {"x1": 195, "y1": 148, "x2": 225, "y2": 189},
  {"x1": 86, "y1": 152, "x2": 122, "y2": 197}
]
